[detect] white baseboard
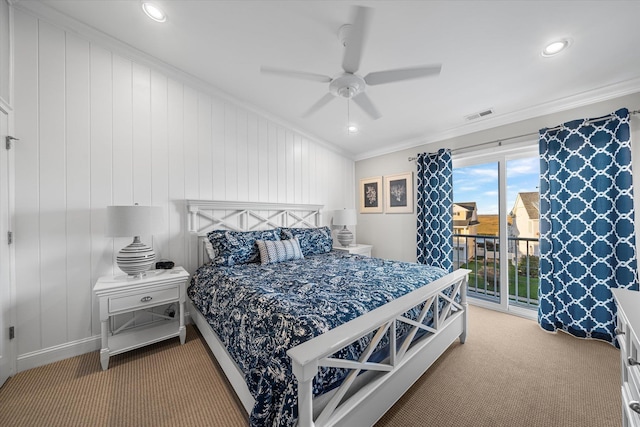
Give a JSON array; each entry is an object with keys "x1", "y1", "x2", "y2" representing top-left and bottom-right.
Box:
[
  {"x1": 16, "y1": 315, "x2": 196, "y2": 373},
  {"x1": 17, "y1": 335, "x2": 101, "y2": 373}
]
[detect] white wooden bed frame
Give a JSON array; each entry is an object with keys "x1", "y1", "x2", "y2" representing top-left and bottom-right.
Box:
[{"x1": 186, "y1": 200, "x2": 469, "y2": 427}]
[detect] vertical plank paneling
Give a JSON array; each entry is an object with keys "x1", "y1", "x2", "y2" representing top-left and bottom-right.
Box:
[
  {"x1": 183, "y1": 86, "x2": 198, "y2": 199},
  {"x1": 277, "y1": 127, "x2": 286, "y2": 203},
  {"x1": 236, "y1": 110, "x2": 249, "y2": 201},
  {"x1": 301, "y1": 138, "x2": 309, "y2": 204},
  {"x1": 65, "y1": 33, "x2": 92, "y2": 341},
  {"x1": 13, "y1": 12, "x2": 356, "y2": 363},
  {"x1": 13, "y1": 10, "x2": 41, "y2": 354},
  {"x1": 211, "y1": 98, "x2": 225, "y2": 200},
  {"x1": 308, "y1": 141, "x2": 317, "y2": 204},
  {"x1": 89, "y1": 45, "x2": 113, "y2": 336},
  {"x1": 286, "y1": 131, "x2": 294, "y2": 202},
  {"x1": 224, "y1": 103, "x2": 238, "y2": 200},
  {"x1": 258, "y1": 117, "x2": 269, "y2": 202},
  {"x1": 150, "y1": 71, "x2": 169, "y2": 260},
  {"x1": 112, "y1": 55, "x2": 133, "y2": 205},
  {"x1": 268, "y1": 122, "x2": 278, "y2": 202},
  {"x1": 132, "y1": 63, "x2": 152, "y2": 206},
  {"x1": 294, "y1": 135, "x2": 302, "y2": 203},
  {"x1": 198, "y1": 93, "x2": 212, "y2": 200},
  {"x1": 38, "y1": 21, "x2": 67, "y2": 348},
  {"x1": 167, "y1": 79, "x2": 185, "y2": 268},
  {"x1": 247, "y1": 113, "x2": 259, "y2": 202}
]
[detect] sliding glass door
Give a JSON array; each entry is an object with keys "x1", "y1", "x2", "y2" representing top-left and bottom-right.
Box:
[{"x1": 452, "y1": 146, "x2": 539, "y2": 315}]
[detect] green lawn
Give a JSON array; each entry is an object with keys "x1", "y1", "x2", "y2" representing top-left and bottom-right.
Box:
[{"x1": 459, "y1": 258, "x2": 539, "y2": 306}]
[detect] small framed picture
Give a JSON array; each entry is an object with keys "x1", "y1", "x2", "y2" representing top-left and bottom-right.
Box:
[
  {"x1": 384, "y1": 172, "x2": 413, "y2": 213},
  {"x1": 359, "y1": 176, "x2": 383, "y2": 213}
]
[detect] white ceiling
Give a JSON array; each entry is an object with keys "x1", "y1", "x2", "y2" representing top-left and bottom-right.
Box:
[{"x1": 22, "y1": 0, "x2": 640, "y2": 159}]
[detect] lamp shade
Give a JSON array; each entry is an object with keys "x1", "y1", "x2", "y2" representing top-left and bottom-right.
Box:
[
  {"x1": 333, "y1": 208, "x2": 357, "y2": 226},
  {"x1": 106, "y1": 205, "x2": 163, "y2": 237}
]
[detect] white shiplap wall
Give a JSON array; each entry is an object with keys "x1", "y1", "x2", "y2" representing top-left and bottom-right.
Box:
[{"x1": 12, "y1": 10, "x2": 354, "y2": 369}]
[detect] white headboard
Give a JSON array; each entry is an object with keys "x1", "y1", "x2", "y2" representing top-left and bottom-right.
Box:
[{"x1": 187, "y1": 200, "x2": 324, "y2": 268}]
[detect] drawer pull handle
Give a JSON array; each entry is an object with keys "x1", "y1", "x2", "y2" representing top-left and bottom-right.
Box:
[
  {"x1": 630, "y1": 401, "x2": 640, "y2": 415},
  {"x1": 140, "y1": 296, "x2": 153, "y2": 303},
  {"x1": 628, "y1": 357, "x2": 640, "y2": 366},
  {"x1": 615, "y1": 328, "x2": 625, "y2": 336}
]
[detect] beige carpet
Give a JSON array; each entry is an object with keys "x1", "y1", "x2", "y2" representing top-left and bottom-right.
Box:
[{"x1": 0, "y1": 305, "x2": 621, "y2": 426}]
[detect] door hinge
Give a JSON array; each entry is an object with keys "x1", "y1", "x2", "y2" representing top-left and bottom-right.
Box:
[
  {"x1": 9, "y1": 326, "x2": 14, "y2": 340},
  {"x1": 5, "y1": 136, "x2": 19, "y2": 150},
  {"x1": 7, "y1": 231, "x2": 12, "y2": 245}
]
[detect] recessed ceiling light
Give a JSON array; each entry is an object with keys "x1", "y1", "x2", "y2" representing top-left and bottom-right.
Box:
[
  {"x1": 348, "y1": 125, "x2": 359, "y2": 134},
  {"x1": 542, "y1": 39, "x2": 570, "y2": 57},
  {"x1": 142, "y1": 2, "x2": 167, "y2": 23}
]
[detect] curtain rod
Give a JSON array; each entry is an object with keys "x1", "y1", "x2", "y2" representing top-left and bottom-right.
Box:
[{"x1": 408, "y1": 109, "x2": 640, "y2": 162}]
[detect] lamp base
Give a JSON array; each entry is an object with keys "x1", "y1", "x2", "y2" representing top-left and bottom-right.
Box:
[
  {"x1": 336, "y1": 226, "x2": 353, "y2": 247},
  {"x1": 117, "y1": 236, "x2": 156, "y2": 278}
]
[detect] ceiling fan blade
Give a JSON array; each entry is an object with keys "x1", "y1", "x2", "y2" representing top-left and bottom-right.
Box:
[
  {"x1": 341, "y1": 6, "x2": 373, "y2": 74},
  {"x1": 261, "y1": 66, "x2": 332, "y2": 83},
  {"x1": 302, "y1": 93, "x2": 336, "y2": 118},
  {"x1": 364, "y1": 65, "x2": 442, "y2": 86},
  {"x1": 352, "y1": 92, "x2": 381, "y2": 120}
]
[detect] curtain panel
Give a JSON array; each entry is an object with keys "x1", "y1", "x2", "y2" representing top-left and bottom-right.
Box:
[
  {"x1": 538, "y1": 107, "x2": 638, "y2": 343},
  {"x1": 416, "y1": 149, "x2": 453, "y2": 272}
]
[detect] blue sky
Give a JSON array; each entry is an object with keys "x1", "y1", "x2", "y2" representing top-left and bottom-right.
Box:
[{"x1": 453, "y1": 157, "x2": 540, "y2": 215}]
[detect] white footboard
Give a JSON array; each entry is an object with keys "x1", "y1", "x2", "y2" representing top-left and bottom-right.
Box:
[{"x1": 288, "y1": 268, "x2": 470, "y2": 427}]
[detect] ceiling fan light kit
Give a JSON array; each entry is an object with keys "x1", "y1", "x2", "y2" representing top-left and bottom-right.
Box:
[{"x1": 260, "y1": 5, "x2": 442, "y2": 123}]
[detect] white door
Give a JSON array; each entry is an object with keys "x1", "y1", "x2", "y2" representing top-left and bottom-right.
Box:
[{"x1": 0, "y1": 106, "x2": 13, "y2": 387}]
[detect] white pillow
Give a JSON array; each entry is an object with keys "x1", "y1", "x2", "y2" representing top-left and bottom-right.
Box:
[
  {"x1": 204, "y1": 239, "x2": 216, "y2": 261},
  {"x1": 256, "y1": 237, "x2": 304, "y2": 265}
]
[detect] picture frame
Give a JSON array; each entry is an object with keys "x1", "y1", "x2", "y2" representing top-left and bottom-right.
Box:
[
  {"x1": 384, "y1": 172, "x2": 413, "y2": 213},
  {"x1": 359, "y1": 176, "x2": 383, "y2": 213}
]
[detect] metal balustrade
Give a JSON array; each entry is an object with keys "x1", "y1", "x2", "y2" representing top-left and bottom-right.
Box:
[{"x1": 453, "y1": 233, "x2": 539, "y2": 309}]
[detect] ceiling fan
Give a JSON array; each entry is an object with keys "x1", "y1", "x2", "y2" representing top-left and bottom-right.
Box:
[{"x1": 261, "y1": 6, "x2": 442, "y2": 120}]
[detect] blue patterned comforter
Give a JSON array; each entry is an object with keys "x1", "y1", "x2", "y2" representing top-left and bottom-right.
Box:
[{"x1": 188, "y1": 250, "x2": 447, "y2": 426}]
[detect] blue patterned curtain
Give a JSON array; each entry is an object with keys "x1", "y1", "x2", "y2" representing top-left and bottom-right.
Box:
[
  {"x1": 538, "y1": 108, "x2": 638, "y2": 343},
  {"x1": 416, "y1": 149, "x2": 453, "y2": 272}
]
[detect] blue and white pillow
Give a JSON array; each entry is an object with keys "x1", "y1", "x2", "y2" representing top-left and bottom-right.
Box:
[
  {"x1": 207, "y1": 228, "x2": 281, "y2": 266},
  {"x1": 256, "y1": 237, "x2": 304, "y2": 265},
  {"x1": 281, "y1": 226, "x2": 333, "y2": 256}
]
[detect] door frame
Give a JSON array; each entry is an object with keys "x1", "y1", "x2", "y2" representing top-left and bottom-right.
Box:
[
  {"x1": 0, "y1": 99, "x2": 16, "y2": 385},
  {"x1": 453, "y1": 142, "x2": 539, "y2": 320}
]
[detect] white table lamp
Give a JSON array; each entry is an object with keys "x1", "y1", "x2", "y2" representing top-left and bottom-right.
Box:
[
  {"x1": 333, "y1": 208, "x2": 357, "y2": 247},
  {"x1": 106, "y1": 205, "x2": 163, "y2": 277}
]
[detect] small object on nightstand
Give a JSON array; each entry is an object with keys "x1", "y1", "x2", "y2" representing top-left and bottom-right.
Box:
[
  {"x1": 156, "y1": 260, "x2": 174, "y2": 269},
  {"x1": 333, "y1": 243, "x2": 372, "y2": 257},
  {"x1": 93, "y1": 266, "x2": 189, "y2": 370}
]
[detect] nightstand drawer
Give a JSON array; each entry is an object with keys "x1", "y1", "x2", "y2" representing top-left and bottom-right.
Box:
[{"x1": 109, "y1": 286, "x2": 179, "y2": 313}]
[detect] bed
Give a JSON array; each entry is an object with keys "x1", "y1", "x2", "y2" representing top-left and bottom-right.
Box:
[{"x1": 186, "y1": 200, "x2": 470, "y2": 427}]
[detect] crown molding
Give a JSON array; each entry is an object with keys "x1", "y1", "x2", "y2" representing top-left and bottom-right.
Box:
[{"x1": 354, "y1": 77, "x2": 640, "y2": 162}]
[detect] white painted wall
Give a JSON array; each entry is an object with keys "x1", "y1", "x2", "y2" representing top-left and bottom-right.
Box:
[
  {"x1": 12, "y1": 9, "x2": 354, "y2": 370},
  {"x1": 356, "y1": 92, "x2": 640, "y2": 262}
]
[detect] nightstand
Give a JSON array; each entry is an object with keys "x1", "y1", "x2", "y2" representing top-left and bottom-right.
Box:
[
  {"x1": 94, "y1": 267, "x2": 189, "y2": 370},
  {"x1": 333, "y1": 244, "x2": 373, "y2": 257}
]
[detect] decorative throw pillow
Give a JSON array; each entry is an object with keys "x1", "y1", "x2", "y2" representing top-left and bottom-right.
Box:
[
  {"x1": 280, "y1": 226, "x2": 333, "y2": 256},
  {"x1": 207, "y1": 228, "x2": 281, "y2": 266},
  {"x1": 256, "y1": 237, "x2": 304, "y2": 265}
]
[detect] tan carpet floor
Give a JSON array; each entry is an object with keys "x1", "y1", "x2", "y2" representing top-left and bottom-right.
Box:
[{"x1": 0, "y1": 305, "x2": 621, "y2": 426}]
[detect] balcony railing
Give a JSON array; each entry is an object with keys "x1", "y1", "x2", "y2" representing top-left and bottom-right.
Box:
[{"x1": 453, "y1": 233, "x2": 539, "y2": 309}]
